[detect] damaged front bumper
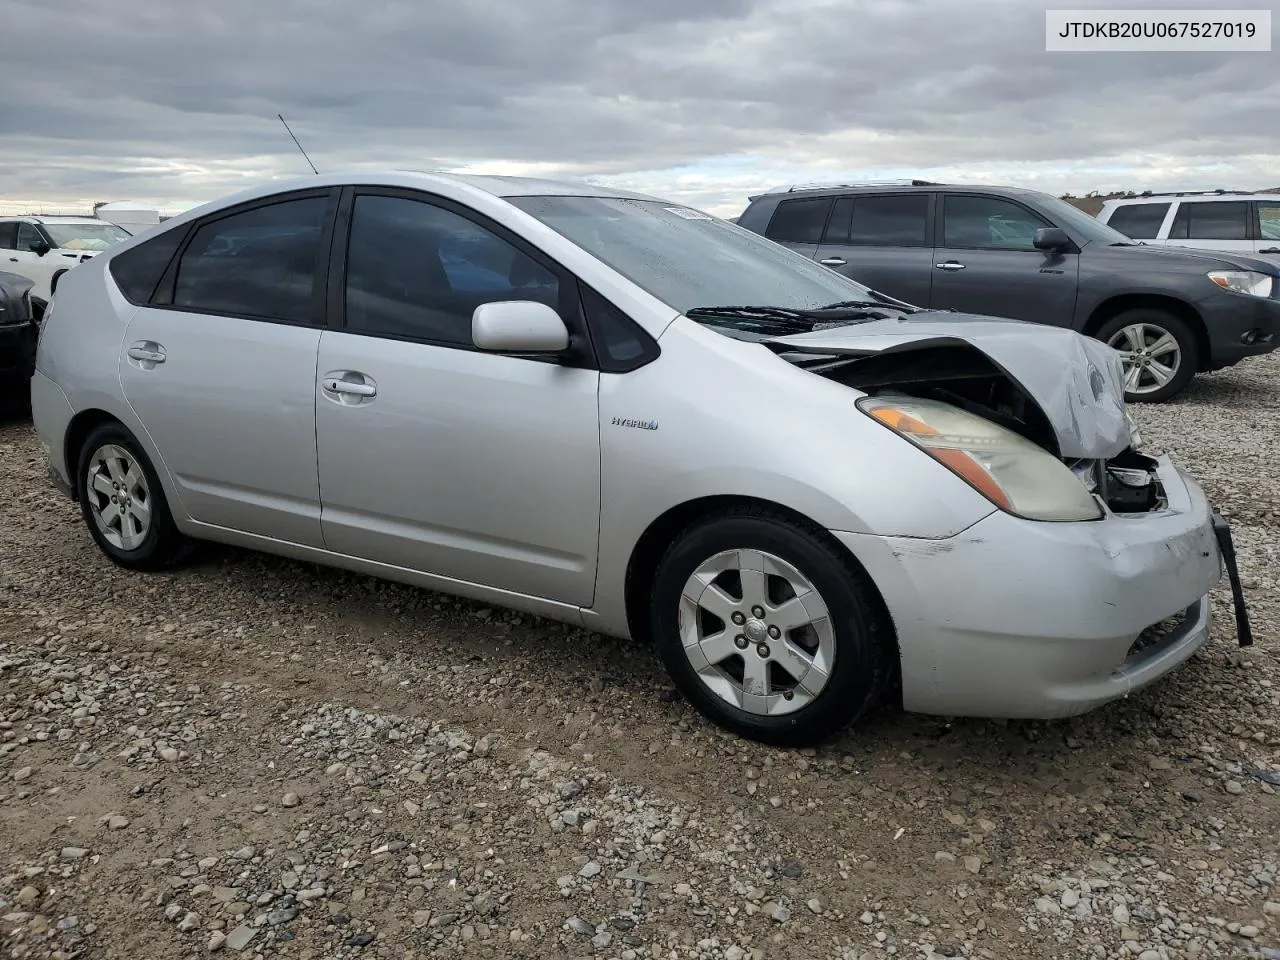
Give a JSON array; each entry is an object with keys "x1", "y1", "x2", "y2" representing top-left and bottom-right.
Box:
[{"x1": 835, "y1": 455, "x2": 1249, "y2": 720}]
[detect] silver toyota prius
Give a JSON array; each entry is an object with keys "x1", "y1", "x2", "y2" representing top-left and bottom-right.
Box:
[{"x1": 29, "y1": 172, "x2": 1252, "y2": 746}]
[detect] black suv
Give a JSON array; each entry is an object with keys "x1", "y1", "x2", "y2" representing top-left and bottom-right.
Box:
[{"x1": 737, "y1": 181, "x2": 1280, "y2": 401}]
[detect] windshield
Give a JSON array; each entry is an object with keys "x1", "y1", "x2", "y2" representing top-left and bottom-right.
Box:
[
  {"x1": 1034, "y1": 194, "x2": 1135, "y2": 245},
  {"x1": 504, "y1": 195, "x2": 879, "y2": 314},
  {"x1": 43, "y1": 222, "x2": 132, "y2": 251}
]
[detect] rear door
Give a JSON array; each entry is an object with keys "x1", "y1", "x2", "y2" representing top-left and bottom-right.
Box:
[
  {"x1": 118, "y1": 189, "x2": 338, "y2": 546},
  {"x1": 1165, "y1": 199, "x2": 1255, "y2": 255},
  {"x1": 760, "y1": 196, "x2": 833, "y2": 260},
  {"x1": 929, "y1": 193, "x2": 1079, "y2": 327},
  {"x1": 810, "y1": 193, "x2": 934, "y2": 305}
]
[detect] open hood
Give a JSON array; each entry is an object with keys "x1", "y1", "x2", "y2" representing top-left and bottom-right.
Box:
[{"x1": 766, "y1": 313, "x2": 1132, "y2": 460}]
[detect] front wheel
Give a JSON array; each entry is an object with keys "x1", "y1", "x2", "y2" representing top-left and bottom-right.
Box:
[
  {"x1": 1096, "y1": 309, "x2": 1198, "y2": 403},
  {"x1": 650, "y1": 507, "x2": 894, "y2": 746}
]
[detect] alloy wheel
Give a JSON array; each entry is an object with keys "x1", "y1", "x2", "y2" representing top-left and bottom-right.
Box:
[
  {"x1": 85, "y1": 444, "x2": 152, "y2": 551},
  {"x1": 1107, "y1": 322, "x2": 1182, "y2": 396},
  {"x1": 677, "y1": 548, "x2": 835, "y2": 716}
]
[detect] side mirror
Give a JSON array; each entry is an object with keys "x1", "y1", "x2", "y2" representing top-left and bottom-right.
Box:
[
  {"x1": 1033, "y1": 227, "x2": 1072, "y2": 252},
  {"x1": 29, "y1": 240, "x2": 52, "y2": 257},
  {"x1": 472, "y1": 300, "x2": 569, "y2": 353}
]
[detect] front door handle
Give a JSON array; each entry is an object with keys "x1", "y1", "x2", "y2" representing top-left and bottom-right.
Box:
[
  {"x1": 818, "y1": 257, "x2": 847, "y2": 266},
  {"x1": 935, "y1": 261, "x2": 966, "y2": 271},
  {"x1": 321, "y1": 371, "x2": 378, "y2": 404},
  {"x1": 126, "y1": 343, "x2": 166, "y2": 364},
  {"x1": 1260, "y1": 247, "x2": 1280, "y2": 254},
  {"x1": 323, "y1": 378, "x2": 376, "y2": 397}
]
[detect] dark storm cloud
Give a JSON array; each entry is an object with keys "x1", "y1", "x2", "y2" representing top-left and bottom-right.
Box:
[{"x1": 1, "y1": 0, "x2": 1277, "y2": 211}]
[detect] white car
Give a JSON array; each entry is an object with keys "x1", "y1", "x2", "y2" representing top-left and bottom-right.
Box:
[
  {"x1": 1097, "y1": 191, "x2": 1280, "y2": 260},
  {"x1": 0, "y1": 216, "x2": 133, "y2": 314},
  {"x1": 29, "y1": 172, "x2": 1254, "y2": 745}
]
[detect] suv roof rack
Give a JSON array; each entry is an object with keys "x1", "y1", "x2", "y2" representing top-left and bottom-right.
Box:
[
  {"x1": 1125, "y1": 188, "x2": 1255, "y2": 199},
  {"x1": 765, "y1": 178, "x2": 945, "y2": 195}
]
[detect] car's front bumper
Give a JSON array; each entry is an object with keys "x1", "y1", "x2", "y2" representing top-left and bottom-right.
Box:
[
  {"x1": 1201, "y1": 292, "x2": 1280, "y2": 369},
  {"x1": 836, "y1": 455, "x2": 1232, "y2": 719}
]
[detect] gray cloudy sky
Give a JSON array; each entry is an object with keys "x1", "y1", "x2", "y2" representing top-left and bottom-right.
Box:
[{"x1": 2, "y1": 0, "x2": 1277, "y2": 216}]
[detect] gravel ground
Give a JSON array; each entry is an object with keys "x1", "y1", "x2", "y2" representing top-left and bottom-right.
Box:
[{"x1": 1, "y1": 354, "x2": 1278, "y2": 960}]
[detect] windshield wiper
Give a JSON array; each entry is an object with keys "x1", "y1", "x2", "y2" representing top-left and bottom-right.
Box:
[{"x1": 820, "y1": 288, "x2": 923, "y2": 313}]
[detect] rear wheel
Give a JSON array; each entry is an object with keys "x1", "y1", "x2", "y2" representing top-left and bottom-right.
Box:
[
  {"x1": 650, "y1": 506, "x2": 894, "y2": 746},
  {"x1": 77, "y1": 422, "x2": 190, "y2": 571},
  {"x1": 1096, "y1": 309, "x2": 1198, "y2": 402}
]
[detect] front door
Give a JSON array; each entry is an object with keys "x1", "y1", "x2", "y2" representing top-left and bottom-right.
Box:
[
  {"x1": 118, "y1": 190, "x2": 336, "y2": 547},
  {"x1": 929, "y1": 193, "x2": 1079, "y2": 328},
  {"x1": 315, "y1": 190, "x2": 601, "y2": 607},
  {"x1": 811, "y1": 193, "x2": 935, "y2": 306}
]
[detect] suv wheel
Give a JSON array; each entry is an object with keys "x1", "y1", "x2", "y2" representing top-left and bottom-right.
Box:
[
  {"x1": 1096, "y1": 309, "x2": 1198, "y2": 402},
  {"x1": 77, "y1": 423, "x2": 191, "y2": 571},
  {"x1": 650, "y1": 506, "x2": 894, "y2": 746}
]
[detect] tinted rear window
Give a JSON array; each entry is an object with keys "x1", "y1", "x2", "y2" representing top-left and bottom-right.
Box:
[
  {"x1": 764, "y1": 197, "x2": 833, "y2": 243},
  {"x1": 1105, "y1": 202, "x2": 1170, "y2": 239},
  {"x1": 1168, "y1": 201, "x2": 1250, "y2": 240},
  {"x1": 824, "y1": 194, "x2": 929, "y2": 246},
  {"x1": 108, "y1": 226, "x2": 187, "y2": 305}
]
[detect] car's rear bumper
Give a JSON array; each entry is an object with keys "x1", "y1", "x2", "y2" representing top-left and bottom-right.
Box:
[
  {"x1": 835, "y1": 455, "x2": 1226, "y2": 719},
  {"x1": 31, "y1": 369, "x2": 76, "y2": 498},
  {"x1": 1201, "y1": 293, "x2": 1280, "y2": 368}
]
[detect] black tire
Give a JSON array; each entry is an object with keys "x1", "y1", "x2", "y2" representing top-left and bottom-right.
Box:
[
  {"x1": 77, "y1": 422, "x2": 191, "y2": 571},
  {"x1": 1094, "y1": 309, "x2": 1199, "y2": 403},
  {"x1": 650, "y1": 505, "x2": 894, "y2": 747}
]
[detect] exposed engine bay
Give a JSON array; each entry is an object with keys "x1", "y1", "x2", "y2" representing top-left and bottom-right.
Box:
[{"x1": 784, "y1": 342, "x2": 1166, "y2": 516}]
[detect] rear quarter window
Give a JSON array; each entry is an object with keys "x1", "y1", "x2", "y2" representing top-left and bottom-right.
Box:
[
  {"x1": 1105, "y1": 202, "x2": 1170, "y2": 239},
  {"x1": 764, "y1": 197, "x2": 833, "y2": 243},
  {"x1": 108, "y1": 226, "x2": 188, "y2": 305}
]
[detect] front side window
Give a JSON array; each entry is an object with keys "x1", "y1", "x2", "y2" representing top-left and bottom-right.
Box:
[
  {"x1": 942, "y1": 196, "x2": 1051, "y2": 249},
  {"x1": 506, "y1": 195, "x2": 876, "y2": 316},
  {"x1": 43, "y1": 222, "x2": 131, "y2": 250},
  {"x1": 0, "y1": 223, "x2": 16, "y2": 250},
  {"x1": 1168, "y1": 201, "x2": 1250, "y2": 240},
  {"x1": 1105, "y1": 202, "x2": 1170, "y2": 240},
  {"x1": 173, "y1": 196, "x2": 328, "y2": 323},
  {"x1": 344, "y1": 194, "x2": 559, "y2": 345}
]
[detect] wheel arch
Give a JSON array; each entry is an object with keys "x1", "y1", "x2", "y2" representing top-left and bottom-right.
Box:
[
  {"x1": 1083, "y1": 294, "x2": 1210, "y2": 372},
  {"x1": 622, "y1": 493, "x2": 901, "y2": 668},
  {"x1": 64, "y1": 409, "x2": 126, "y2": 497}
]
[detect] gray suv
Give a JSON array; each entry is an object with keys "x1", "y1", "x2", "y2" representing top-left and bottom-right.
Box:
[{"x1": 737, "y1": 181, "x2": 1280, "y2": 401}]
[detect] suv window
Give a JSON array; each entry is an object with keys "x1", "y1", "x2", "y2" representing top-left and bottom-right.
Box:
[
  {"x1": 344, "y1": 194, "x2": 559, "y2": 346},
  {"x1": 173, "y1": 196, "x2": 329, "y2": 323},
  {"x1": 825, "y1": 194, "x2": 929, "y2": 246},
  {"x1": 765, "y1": 197, "x2": 833, "y2": 243},
  {"x1": 1106, "y1": 202, "x2": 1170, "y2": 239},
  {"x1": 942, "y1": 196, "x2": 1051, "y2": 249},
  {"x1": 1168, "y1": 201, "x2": 1250, "y2": 240},
  {"x1": 0, "y1": 223, "x2": 16, "y2": 250},
  {"x1": 1259, "y1": 202, "x2": 1280, "y2": 241},
  {"x1": 109, "y1": 225, "x2": 188, "y2": 305},
  {"x1": 16, "y1": 223, "x2": 44, "y2": 252}
]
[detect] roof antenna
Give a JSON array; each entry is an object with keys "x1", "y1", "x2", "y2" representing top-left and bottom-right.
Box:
[{"x1": 278, "y1": 113, "x2": 319, "y2": 175}]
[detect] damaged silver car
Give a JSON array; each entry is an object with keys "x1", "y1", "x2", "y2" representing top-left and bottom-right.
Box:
[{"x1": 30, "y1": 173, "x2": 1253, "y2": 746}]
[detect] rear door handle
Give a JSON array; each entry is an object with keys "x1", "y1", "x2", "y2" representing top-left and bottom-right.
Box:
[
  {"x1": 935, "y1": 261, "x2": 966, "y2": 271},
  {"x1": 818, "y1": 257, "x2": 847, "y2": 266}
]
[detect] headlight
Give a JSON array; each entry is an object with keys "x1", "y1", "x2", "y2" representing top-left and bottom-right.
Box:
[
  {"x1": 859, "y1": 396, "x2": 1104, "y2": 521},
  {"x1": 1207, "y1": 270, "x2": 1273, "y2": 298}
]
